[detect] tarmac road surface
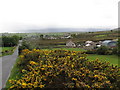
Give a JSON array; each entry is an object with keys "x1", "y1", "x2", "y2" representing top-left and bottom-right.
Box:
[
  {"x1": 0, "y1": 40, "x2": 22, "y2": 89},
  {"x1": 0, "y1": 46, "x2": 18, "y2": 88}
]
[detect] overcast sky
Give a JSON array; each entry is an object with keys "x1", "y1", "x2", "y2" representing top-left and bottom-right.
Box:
[{"x1": 0, "y1": 0, "x2": 119, "y2": 33}]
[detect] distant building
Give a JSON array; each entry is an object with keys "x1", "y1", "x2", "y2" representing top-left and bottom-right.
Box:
[
  {"x1": 66, "y1": 40, "x2": 76, "y2": 47},
  {"x1": 61, "y1": 35, "x2": 71, "y2": 39},
  {"x1": 102, "y1": 40, "x2": 117, "y2": 47},
  {"x1": 43, "y1": 35, "x2": 57, "y2": 39},
  {"x1": 84, "y1": 41, "x2": 96, "y2": 50},
  {"x1": 85, "y1": 41, "x2": 93, "y2": 44},
  {"x1": 77, "y1": 44, "x2": 81, "y2": 47}
]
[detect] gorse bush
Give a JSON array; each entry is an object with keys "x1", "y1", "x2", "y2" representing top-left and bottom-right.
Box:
[{"x1": 9, "y1": 49, "x2": 120, "y2": 89}]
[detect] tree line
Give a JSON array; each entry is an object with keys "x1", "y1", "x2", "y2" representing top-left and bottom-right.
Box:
[{"x1": 1, "y1": 35, "x2": 20, "y2": 47}]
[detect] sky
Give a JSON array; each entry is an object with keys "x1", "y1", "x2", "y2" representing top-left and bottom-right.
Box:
[{"x1": 0, "y1": 0, "x2": 119, "y2": 33}]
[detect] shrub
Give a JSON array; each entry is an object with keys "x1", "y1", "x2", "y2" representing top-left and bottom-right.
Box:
[
  {"x1": 117, "y1": 38, "x2": 120, "y2": 56},
  {"x1": 105, "y1": 50, "x2": 113, "y2": 55},
  {"x1": 18, "y1": 41, "x2": 31, "y2": 55},
  {"x1": 9, "y1": 49, "x2": 120, "y2": 89},
  {"x1": 112, "y1": 47, "x2": 118, "y2": 55},
  {"x1": 96, "y1": 46, "x2": 109, "y2": 55}
]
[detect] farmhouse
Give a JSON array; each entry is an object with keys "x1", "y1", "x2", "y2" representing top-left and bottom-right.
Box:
[{"x1": 66, "y1": 40, "x2": 76, "y2": 47}]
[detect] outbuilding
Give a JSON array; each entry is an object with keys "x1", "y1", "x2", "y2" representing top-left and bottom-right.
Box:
[{"x1": 102, "y1": 40, "x2": 117, "y2": 47}]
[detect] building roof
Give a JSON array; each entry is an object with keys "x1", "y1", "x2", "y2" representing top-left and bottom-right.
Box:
[
  {"x1": 102, "y1": 40, "x2": 116, "y2": 44},
  {"x1": 85, "y1": 44, "x2": 91, "y2": 46},
  {"x1": 85, "y1": 41, "x2": 93, "y2": 44},
  {"x1": 102, "y1": 40, "x2": 117, "y2": 46}
]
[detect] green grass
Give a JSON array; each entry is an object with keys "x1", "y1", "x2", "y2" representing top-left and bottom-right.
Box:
[
  {"x1": 87, "y1": 54, "x2": 119, "y2": 67},
  {"x1": 95, "y1": 35, "x2": 107, "y2": 37},
  {"x1": 43, "y1": 48, "x2": 87, "y2": 52},
  {"x1": 5, "y1": 58, "x2": 22, "y2": 88},
  {"x1": 0, "y1": 47, "x2": 15, "y2": 57},
  {"x1": 0, "y1": 47, "x2": 14, "y2": 51}
]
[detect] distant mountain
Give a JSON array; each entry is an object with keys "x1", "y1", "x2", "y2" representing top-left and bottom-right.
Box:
[{"x1": 16, "y1": 28, "x2": 113, "y2": 33}]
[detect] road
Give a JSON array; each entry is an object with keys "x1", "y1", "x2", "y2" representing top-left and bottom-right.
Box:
[{"x1": 0, "y1": 40, "x2": 22, "y2": 89}]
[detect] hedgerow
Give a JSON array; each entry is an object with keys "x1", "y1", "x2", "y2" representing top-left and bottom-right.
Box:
[{"x1": 9, "y1": 49, "x2": 120, "y2": 89}]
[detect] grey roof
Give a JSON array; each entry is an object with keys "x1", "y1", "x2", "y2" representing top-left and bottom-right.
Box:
[
  {"x1": 102, "y1": 40, "x2": 112, "y2": 44},
  {"x1": 102, "y1": 40, "x2": 117, "y2": 46}
]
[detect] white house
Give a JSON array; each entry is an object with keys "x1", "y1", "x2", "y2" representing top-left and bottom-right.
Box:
[
  {"x1": 85, "y1": 41, "x2": 93, "y2": 44},
  {"x1": 66, "y1": 40, "x2": 76, "y2": 47}
]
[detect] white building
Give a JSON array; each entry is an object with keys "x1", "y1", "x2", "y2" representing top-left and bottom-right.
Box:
[{"x1": 66, "y1": 40, "x2": 76, "y2": 47}]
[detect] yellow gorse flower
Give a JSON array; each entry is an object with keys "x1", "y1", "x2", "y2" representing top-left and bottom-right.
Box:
[
  {"x1": 29, "y1": 61, "x2": 37, "y2": 65},
  {"x1": 94, "y1": 75, "x2": 99, "y2": 78},
  {"x1": 41, "y1": 68, "x2": 45, "y2": 70},
  {"x1": 22, "y1": 83, "x2": 27, "y2": 86},
  {"x1": 72, "y1": 78, "x2": 77, "y2": 81},
  {"x1": 9, "y1": 49, "x2": 120, "y2": 88}
]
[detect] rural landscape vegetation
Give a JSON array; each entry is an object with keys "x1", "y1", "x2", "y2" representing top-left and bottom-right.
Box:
[{"x1": 0, "y1": 28, "x2": 120, "y2": 89}]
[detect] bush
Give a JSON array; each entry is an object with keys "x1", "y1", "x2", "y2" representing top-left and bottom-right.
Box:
[
  {"x1": 112, "y1": 47, "x2": 118, "y2": 55},
  {"x1": 9, "y1": 49, "x2": 120, "y2": 89},
  {"x1": 96, "y1": 46, "x2": 109, "y2": 55},
  {"x1": 117, "y1": 38, "x2": 120, "y2": 56},
  {"x1": 105, "y1": 50, "x2": 113, "y2": 55},
  {"x1": 18, "y1": 41, "x2": 31, "y2": 55}
]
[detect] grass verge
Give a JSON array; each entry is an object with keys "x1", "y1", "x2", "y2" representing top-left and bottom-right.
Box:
[
  {"x1": 0, "y1": 47, "x2": 16, "y2": 57},
  {"x1": 5, "y1": 58, "x2": 22, "y2": 88}
]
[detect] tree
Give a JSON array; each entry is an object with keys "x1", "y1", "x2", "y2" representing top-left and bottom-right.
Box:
[
  {"x1": 2, "y1": 35, "x2": 19, "y2": 47},
  {"x1": 40, "y1": 34, "x2": 43, "y2": 39}
]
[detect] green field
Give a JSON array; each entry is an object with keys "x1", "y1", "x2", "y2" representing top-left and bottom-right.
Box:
[
  {"x1": 95, "y1": 34, "x2": 107, "y2": 37},
  {"x1": 0, "y1": 47, "x2": 15, "y2": 57},
  {"x1": 43, "y1": 48, "x2": 87, "y2": 52},
  {"x1": 87, "y1": 54, "x2": 119, "y2": 66}
]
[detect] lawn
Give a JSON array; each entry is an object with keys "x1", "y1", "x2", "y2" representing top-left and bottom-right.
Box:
[
  {"x1": 43, "y1": 48, "x2": 87, "y2": 52},
  {"x1": 0, "y1": 47, "x2": 15, "y2": 57},
  {"x1": 87, "y1": 54, "x2": 119, "y2": 67}
]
